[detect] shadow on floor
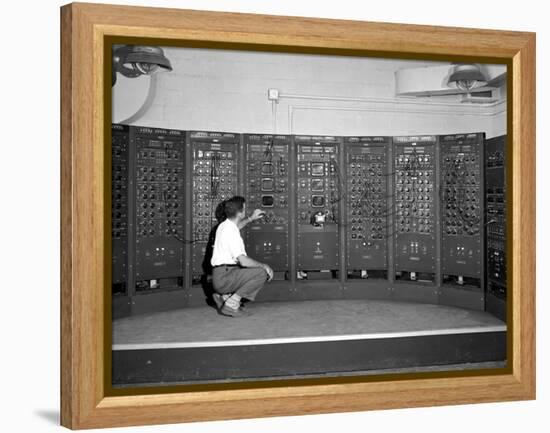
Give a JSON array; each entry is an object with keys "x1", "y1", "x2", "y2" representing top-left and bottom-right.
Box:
[{"x1": 34, "y1": 409, "x2": 59, "y2": 425}]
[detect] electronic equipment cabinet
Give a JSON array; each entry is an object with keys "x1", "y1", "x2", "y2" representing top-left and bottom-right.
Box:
[{"x1": 110, "y1": 124, "x2": 505, "y2": 319}]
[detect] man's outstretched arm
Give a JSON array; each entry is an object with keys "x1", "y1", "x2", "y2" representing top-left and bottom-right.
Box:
[
  {"x1": 237, "y1": 209, "x2": 265, "y2": 229},
  {"x1": 237, "y1": 216, "x2": 251, "y2": 230}
]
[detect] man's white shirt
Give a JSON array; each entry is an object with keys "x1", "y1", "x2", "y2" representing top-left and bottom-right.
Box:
[{"x1": 211, "y1": 219, "x2": 247, "y2": 266}]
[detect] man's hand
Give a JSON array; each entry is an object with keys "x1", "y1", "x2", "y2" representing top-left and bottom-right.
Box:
[
  {"x1": 250, "y1": 209, "x2": 266, "y2": 221},
  {"x1": 262, "y1": 264, "x2": 274, "y2": 282}
]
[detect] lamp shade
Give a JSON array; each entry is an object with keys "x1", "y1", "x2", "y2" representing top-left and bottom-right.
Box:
[
  {"x1": 112, "y1": 45, "x2": 173, "y2": 86},
  {"x1": 448, "y1": 64, "x2": 487, "y2": 91},
  {"x1": 122, "y1": 46, "x2": 173, "y2": 71}
]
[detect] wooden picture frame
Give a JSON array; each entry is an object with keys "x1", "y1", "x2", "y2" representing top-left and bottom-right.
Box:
[{"x1": 60, "y1": 2, "x2": 535, "y2": 429}]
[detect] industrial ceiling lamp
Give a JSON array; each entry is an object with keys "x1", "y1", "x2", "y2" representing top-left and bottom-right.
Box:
[
  {"x1": 112, "y1": 45, "x2": 173, "y2": 86},
  {"x1": 447, "y1": 63, "x2": 488, "y2": 92}
]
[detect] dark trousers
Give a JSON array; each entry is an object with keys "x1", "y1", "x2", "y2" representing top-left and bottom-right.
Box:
[{"x1": 211, "y1": 265, "x2": 267, "y2": 301}]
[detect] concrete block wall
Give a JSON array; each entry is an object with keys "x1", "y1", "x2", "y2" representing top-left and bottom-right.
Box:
[{"x1": 113, "y1": 47, "x2": 506, "y2": 139}]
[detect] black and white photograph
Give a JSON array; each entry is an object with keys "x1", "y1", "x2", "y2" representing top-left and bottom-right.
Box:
[{"x1": 110, "y1": 44, "x2": 508, "y2": 387}]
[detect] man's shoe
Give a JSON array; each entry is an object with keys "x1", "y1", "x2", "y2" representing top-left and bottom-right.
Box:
[
  {"x1": 212, "y1": 293, "x2": 224, "y2": 311},
  {"x1": 220, "y1": 304, "x2": 251, "y2": 317}
]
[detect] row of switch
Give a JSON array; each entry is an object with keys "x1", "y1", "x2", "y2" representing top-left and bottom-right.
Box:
[
  {"x1": 112, "y1": 141, "x2": 128, "y2": 241},
  {"x1": 193, "y1": 146, "x2": 238, "y2": 244},
  {"x1": 395, "y1": 149, "x2": 435, "y2": 235},
  {"x1": 396, "y1": 155, "x2": 431, "y2": 164},
  {"x1": 138, "y1": 150, "x2": 181, "y2": 160},
  {"x1": 349, "y1": 154, "x2": 385, "y2": 162},
  {"x1": 136, "y1": 142, "x2": 185, "y2": 240},
  {"x1": 347, "y1": 149, "x2": 388, "y2": 243},
  {"x1": 441, "y1": 150, "x2": 481, "y2": 237}
]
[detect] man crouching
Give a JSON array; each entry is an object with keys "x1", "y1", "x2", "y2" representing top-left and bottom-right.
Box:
[{"x1": 210, "y1": 195, "x2": 274, "y2": 317}]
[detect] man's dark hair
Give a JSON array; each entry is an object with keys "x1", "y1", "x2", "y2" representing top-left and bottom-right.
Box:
[
  {"x1": 223, "y1": 195, "x2": 246, "y2": 219},
  {"x1": 214, "y1": 200, "x2": 227, "y2": 223}
]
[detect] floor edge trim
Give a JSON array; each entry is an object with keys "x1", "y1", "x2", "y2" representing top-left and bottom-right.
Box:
[{"x1": 112, "y1": 325, "x2": 507, "y2": 350}]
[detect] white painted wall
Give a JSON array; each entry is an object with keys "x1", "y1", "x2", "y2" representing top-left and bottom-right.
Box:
[
  {"x1": 491, "y1": 110, "x2": 507, "y2": 138},
  {"x1": 114, "y1": 47, "x2": 506, "y2": 138}
]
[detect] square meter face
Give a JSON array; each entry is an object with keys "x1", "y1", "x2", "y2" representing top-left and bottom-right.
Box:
[
  {"x1": 311, "y1": 162, "x2": 324, "y2": 176},
  {"x1": 312, "y1": 195, "x2": 325, "y2": 207},
  {"x1": 261, "y1": 195, "x2": 274, "y2": 207},
  {"x1": 261, "y1": 178, "x2": 274, "y2": 191},
  {"x1": 311, "y1": 179, "x2": 324, "y2": 191},
  {"x1": 261, "y1": 162, "x2": 274, "y2": 175}
]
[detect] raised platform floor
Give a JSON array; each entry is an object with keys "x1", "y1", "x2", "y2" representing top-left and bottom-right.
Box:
[{"x1": 112, "y1": 299, "x2": 507, "y2": 386}]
